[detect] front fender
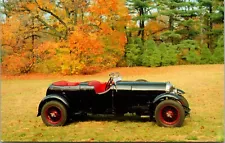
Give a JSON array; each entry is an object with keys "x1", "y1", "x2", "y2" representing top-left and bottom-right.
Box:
[
  {"x1": 37, "y1": 94, "x2": 70, "y2": 116},
  {"x1": 153, "y1": 93, "x2": 188, "y2": 108}
]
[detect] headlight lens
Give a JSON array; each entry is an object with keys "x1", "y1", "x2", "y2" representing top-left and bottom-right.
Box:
[{"x1": 166, "y1": 82, "x2": 173, "y2": 93}]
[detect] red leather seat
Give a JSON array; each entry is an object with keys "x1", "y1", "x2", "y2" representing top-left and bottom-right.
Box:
[
  {"x1": 53, "y1": 81, "x2": 80, "y2": 86},
  {"x1": 88, "y1": 80, "x2": 107, "y2": 94}
]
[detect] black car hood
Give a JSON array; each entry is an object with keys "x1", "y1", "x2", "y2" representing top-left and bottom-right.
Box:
[{"x1": 116, "y1": 80, "x2": 169, "y2": 91}]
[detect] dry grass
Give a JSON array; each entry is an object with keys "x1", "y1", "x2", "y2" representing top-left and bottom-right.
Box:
[{"x1": 1, "y1": 64, "x2": 224, "y2": 142}]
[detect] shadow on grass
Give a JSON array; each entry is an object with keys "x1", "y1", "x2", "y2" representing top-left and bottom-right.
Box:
[{"x1": 67, "y1": 114, "x2": 155, "y2": 125}]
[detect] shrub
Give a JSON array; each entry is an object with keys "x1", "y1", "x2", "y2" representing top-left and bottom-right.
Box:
[
  {"x1": 125, "y1": 44, "x2": 142, "y2": 66},
  {"x1": 33, "y1": 59, "x2": 61, "y2": 74},
  {"x1": 200, "y1": 45, "x2": 213, "y2": 64},
  {"x1": 142, "y1": 39, "x2": 161, "y2": 67},
  {"x1": 177, "y1": 40, "x2": 200, "y2": 64},
  {"x1": 125, "y1": 37, "x2": 143, "y2": 66},
  {"x1": 2, "y1": 54, "x2": 32, "y2": 75},
  {"x1": 149, "y1": 47, "x2": 162, "y2": 67},
  {"x1": 212, "y1": 35, "x2": 224, "y2": 64},
  {"x1": 159, "y1": 43, "x2": 178, "y2": 66},
  {"x1": 212, "y1": 47, "x2": 224, "y2": 64},
  {"x1": 186, "y1": 49, "x2": 201, "y2": 64},
  {"x1": 33, "y1": 41, "x2": 61, "y2": 73}
]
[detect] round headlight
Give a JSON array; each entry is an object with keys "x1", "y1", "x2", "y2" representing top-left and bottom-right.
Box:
[{"x1": 166, "y1": 82, "x2": 173, "y2": 93}]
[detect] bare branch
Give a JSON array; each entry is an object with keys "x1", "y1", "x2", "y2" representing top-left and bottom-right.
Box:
[
  {"x1": 35, "y1": 15, "x2": 63, "y2": 38},
  {"x1": 34, "y1": 0, "x2": 68, "y2": 39}
]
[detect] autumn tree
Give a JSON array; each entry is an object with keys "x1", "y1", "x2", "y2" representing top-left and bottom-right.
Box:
[{"x1": 68, "y1": 0, "x2": 130, "y2": 74}]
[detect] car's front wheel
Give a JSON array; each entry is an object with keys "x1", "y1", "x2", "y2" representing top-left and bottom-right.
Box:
[
  {"x1": 155, "y1": 100, "x2": 185, "y2": 127},
  {"x1": 41, "y1": 100, "x2": 68, "y2": 126}
]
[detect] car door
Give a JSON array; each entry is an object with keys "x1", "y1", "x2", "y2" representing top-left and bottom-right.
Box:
[
  {"x1": 113, "y1": 83, "x2": 133, "y2": 114},
  {"x1": 91, "y1": 89, "x2": 113, "y2": 114}
]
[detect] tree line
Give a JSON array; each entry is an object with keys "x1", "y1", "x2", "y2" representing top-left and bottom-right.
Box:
[{"x1": 0, "y1": 0, "x2": 224, "y2": 75}]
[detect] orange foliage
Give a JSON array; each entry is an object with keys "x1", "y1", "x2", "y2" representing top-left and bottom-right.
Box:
[
  {"x1": 2, "y1": 54, "x2": 33, "y2": 75},
  {"x1": 34, "y1": 41, "x2": 58, "y2": 60},
  {"x1": 63, "y1": 0, "x2": 129, "y2": 74},
  {"x1": 145, "y1": 20, "x2": 167, "y2": 37},
  {"x1": 69, "y1": 27, "x2": 104, "y2": 56},
  {"x1": 1, "y1": 17, "x2": 21, "y2": 50},
  {"x1": 1, "y1": 0, "x2": 130, "y2": 75}
]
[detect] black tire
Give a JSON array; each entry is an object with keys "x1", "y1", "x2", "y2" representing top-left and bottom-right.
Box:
[
  {"x1": 41, "y1": 100, "x2": 68, "y2": 126},
  {"x1": 136, "y1": 79, "x2": 148, "y2": 82},
  {"x1": 155, "y1": 100, "x2": 185, "y2": 127},
  {"x1": 180, "y1": 96, "x2": 189, "y2": 108}
]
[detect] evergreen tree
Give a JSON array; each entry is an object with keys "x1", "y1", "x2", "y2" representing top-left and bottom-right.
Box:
[
  {"x1": 157, "y1": 0, "x2": 200, "y2": 43},
  {"x1": 212, "y1": 35, "x2": 224, "y2": 63},
  {"x1": 177, "y1": 0, "x2": 200, "y2": 40},
  {"x1": 167, "y1": 44, "x2": 178, "y2": 65},
  {"x1": 126, "y1": 44, "x2": 142, "y2": 66},
  {"x1": 177, "y1": 40, "x2": 200, "y2": 63},
  {"x1": 142, "y1": 39, "x2": 161, "y2": 67},
  {"x1": 160, "y1": 31, "x2": 181, "y2": 44},
  {"x1": 126, "y1": 0, "x2": 156, "y2": 41},
  {"x1": 125, "y1": 37, "x2": 143, "y2": 66},
  {"x1": 159, "y1": 43, "x2": 178, "y2": 66},
  {"x1": 198, "y1": 0, "x2": 224, "y2": 49},
  {"x1": 186, "y1": 49, "x2": 201, "y2": 64},
  {"x1": 149, "y1": 47, "x2": 161, "y2": 67},
  {"x1": 200, "y1": 44, "x2": 213, "y2": 64}
]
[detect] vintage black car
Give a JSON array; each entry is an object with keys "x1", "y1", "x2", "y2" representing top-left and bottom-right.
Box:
[{"x1": 37, "y1": 72, "x2": 190, "y2": 127}]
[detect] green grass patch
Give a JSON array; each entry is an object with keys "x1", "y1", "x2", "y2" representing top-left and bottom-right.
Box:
[
  {"x1": 185, "y1": 135, "x2": 198, "y2": 140},
  {"x1": 1, "y1": 64, "x2": 224, "y2": 142}
]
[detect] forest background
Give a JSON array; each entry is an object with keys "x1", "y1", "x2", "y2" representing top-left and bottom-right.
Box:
[{"x1": 0, "y1": 0, "x2": 224, "y2": 75}]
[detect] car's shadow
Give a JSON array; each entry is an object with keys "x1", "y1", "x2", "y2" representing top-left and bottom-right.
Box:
[{"x1": 67, "y1": 114, "x2": 156, "y2": 125}]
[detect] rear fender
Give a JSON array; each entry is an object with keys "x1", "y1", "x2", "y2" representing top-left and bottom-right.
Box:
[{"x1": 37, "y1": 94, "x2": 70, "y2": 116}]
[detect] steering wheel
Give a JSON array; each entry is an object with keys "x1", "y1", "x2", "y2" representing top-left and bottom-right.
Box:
[{"x1": 105, "y1": 77, "x2": 113, "y2": 90}]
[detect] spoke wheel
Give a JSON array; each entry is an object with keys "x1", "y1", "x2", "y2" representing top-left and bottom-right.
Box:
[
  {"x1": 45, "y1": 107, "x2": 62, "y2": 124},
  {"x1": 155, "y1": 100, "x2": 185, "y2": 127},
  {"x1": 41, "y1": 101, "x2": 68, "y2": 126}
]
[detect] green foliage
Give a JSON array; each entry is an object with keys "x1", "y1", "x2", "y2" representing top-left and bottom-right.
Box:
[
  {"x1": 125, "y1": 44, "x2": 142, "y2": 66},
  {"x1": 149, "y1": 47, "x2": 162, "y2": 67},
  {"x1": 177, "y1": 40, "x2": 200, "y2": 64},
  {"x1": 177, "y1": 40, "x2": 199, "y2": 50},
  {"x1": 142, "y1": 39, "x2": 161, "y2": 67},
  {"x1": 211, "y1": 35, "x2": 224, "y2": 64},
  {"x1": 160, "y1": 31, "x2": 182, "y2": 44},
  {"x1": 177, "y1": 19, "x2": 200, "y2": 40},
  {"x1": 125, "y1": 37, "x2": 143, "y2": 66},
  {"x1": 198, "y1": 0, "x2": 224, "y2": 49},
  {"x1": 186, "y1": 49, "x2": 201, "y2": 64},
  {"x1": 200, "y1": 45, "x2": 213, "y2": 64},
  {"x1": 215, "y1": 34, "x2": 224, "y2": 48},
  {"x1": 159, "y1": 43, "x2": 178, "y2": 66},
  {"x1": 126, "y1": 0, "x2": 156, "y2": 40}
]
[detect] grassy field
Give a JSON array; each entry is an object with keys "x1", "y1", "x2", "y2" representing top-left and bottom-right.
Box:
[{"x1": 1, "y1": 64, "x2": 224, "y2": 142}]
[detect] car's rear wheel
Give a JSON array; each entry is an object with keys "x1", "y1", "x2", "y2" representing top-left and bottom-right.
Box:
[
  {"x1": 155, "y1": 100, "x2": 185, "y2": 127},
  {"x1": 41, "y1": 101, "x2": 68, "y2": 126}
]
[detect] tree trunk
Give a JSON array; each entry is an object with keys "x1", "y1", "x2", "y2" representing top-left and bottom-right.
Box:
[
  {"x1": 138, "y1": 7, "x2": 145, "y2": 41},
  {"x1": 208, "y1": 5, "x2": 213, "y2": 50}
]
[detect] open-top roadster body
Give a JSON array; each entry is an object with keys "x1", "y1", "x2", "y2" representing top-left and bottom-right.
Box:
[{"x1": 37, "y1": 72, "x2": 190, "y2": 127}]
